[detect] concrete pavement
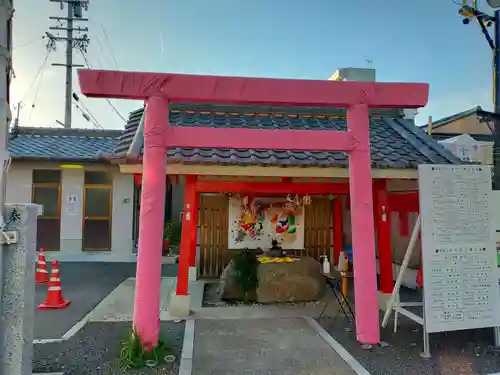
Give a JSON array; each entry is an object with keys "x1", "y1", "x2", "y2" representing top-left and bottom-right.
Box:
[{"x1": 191, "y1": 318, "x2": 359, "y2": 375}]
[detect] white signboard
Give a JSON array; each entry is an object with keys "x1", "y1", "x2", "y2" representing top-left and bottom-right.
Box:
[
  {"x1": 65, "y1": 194, "x2": 78, "y2": 216},
  {"x1": 418, "y1": 164, "x2": 500, "y2": 333}
]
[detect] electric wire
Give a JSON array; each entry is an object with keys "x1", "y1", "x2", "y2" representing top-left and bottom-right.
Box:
[
  {"x1": 100, "y1": 23, "x2": 119, "y2": 69},
  {"x1": 72, "y1": 94, "x2": 104, "y2": 129},
  {"x1": 78, "y1": 48, "x2": 127, "y2": 123},
  {"x1": 95, "y1": 36, "x2": 114, "y2": 68},
  {"x1": 89, "y1": 12, "x2": 118, "y2": 69},
  {"x1": 14, "y1": 36, "x2": 42, "y2": 50},
  {"x1": 28, "y1": 62, "x2": 48, "y2": 122},
  {"x1": 20, "y1": 49, "x2": 50, "y2": 103}
]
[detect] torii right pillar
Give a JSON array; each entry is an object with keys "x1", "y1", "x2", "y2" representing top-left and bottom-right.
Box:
[{"x1": 347, "y1": 104, "x2": 380, "y2": 343}]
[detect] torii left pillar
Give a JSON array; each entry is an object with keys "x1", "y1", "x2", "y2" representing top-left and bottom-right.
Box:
[{"x1": 132, "y1": 95, "x2": 168, "y2": 348}]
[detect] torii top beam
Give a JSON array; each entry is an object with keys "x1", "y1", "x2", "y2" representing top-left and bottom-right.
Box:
[{"x1": 78, "y1": 69, "x2": 429, "y2": 108}]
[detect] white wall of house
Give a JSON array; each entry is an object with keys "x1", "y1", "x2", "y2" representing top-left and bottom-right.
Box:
[
  {"x1": 111, "y1": 171, "x2": 135, "y2": 253},
  {"x1": 60, "y1": 168, "x2": 85, "y2": 253},
  {"x1": 6, "y1": 161, "x2": 135, "y2": 256}
]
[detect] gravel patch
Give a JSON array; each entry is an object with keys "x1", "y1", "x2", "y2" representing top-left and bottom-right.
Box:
[
  {"x1": 318, "y1": 313, "x2": 500, "y2": 375},
  {"x1": 33, "y1": 321, "x2": 185, "y2": 375}
]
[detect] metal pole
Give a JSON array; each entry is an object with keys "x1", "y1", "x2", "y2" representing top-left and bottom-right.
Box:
[
  {"x1": 421, "y1": 320, "x2": 431, "y2": 358},
  {"x1": 493, "y1": 9, "x2": 500, "y2": 189},
  {"x1": 494, "y1": 13, "x2": 500, "y2": 343},
  {"x1": 489, "y1": 8, "x2": 500, "y2": 347},
  {"x1": 64, "y1": 0, "x2": 73, "y2": 128}
]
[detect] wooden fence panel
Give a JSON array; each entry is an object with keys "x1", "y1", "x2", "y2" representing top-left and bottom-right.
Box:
[
  {"x1": 199, "y1": 194, "x2": 229, "y2": 278},
  {"x1": 304, "y1": 197, "x2": 334, "y2": 261}
]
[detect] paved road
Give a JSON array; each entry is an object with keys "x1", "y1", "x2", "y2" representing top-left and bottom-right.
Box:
[
  {"x1": 35, "y1": 262, "x2": 177, "y2": 339},
  {"x1": 192, "y1": 318, "x2": 357, "y2": 375}
]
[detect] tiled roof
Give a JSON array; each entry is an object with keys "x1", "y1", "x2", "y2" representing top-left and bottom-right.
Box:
[
  {"x1": 418, "y1": 106, "x2": 483, "y2": 129},
  {"x1": 431, "y1": 132, "x2": 494, "y2": 143},
  {"x1": 114, "y1": 104, "x2": 461, "y2": 169},
  {"x1": 114, "y1": 107, "x2": 144, "y2": 158},
  {"x1": 9, "y1": 126, "x2": 121, "y2": 162}
]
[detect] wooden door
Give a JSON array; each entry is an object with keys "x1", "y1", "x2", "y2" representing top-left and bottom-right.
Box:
[
  {"x1": 32, "y1": 170, "x2": 61, "y2": 251},
  {"x1": 199, "y1": 194, "x2": 229, "y2": 278},
  {"x1": 304, "y1": 197, "x2": 334, "y2": 261},
  {"x1": 82, "y1": 171, "x2": 112, "y2": 250}
]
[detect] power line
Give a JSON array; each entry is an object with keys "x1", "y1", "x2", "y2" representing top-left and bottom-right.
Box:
[
  {"x1": 14, "y1": 37, "x2": 42, "y2": 50},
  {"x1": 77, "y1": 47, "x2": 127, "y2": 123},
  {"x1": 95, "y1": 36, "x2": 114, "y2": 68},
  {"x1": 104, "y1": 99, "x2": 127, "y2": 123},
  {"x1": 28, "y1": 61, "x2": 49, "y2": 122},
  {"x1": 72, "y1": 92, "x2": 104, "y2": 129},
  {"x1": 20, "y1": 49, "x2": 51, "y2": 103},
  {"x1": 100, "y1": 23, "x2": 119, "y2": 69}
]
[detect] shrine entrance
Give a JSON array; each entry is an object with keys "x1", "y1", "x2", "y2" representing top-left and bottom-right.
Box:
[{"x1": 78, "y1": 68, "x2": 429, "y2": 348}]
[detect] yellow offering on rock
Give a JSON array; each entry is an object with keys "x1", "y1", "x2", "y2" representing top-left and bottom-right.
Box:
[{"x1": 258, "y1": 256, "x2": 297, "y2": 264}]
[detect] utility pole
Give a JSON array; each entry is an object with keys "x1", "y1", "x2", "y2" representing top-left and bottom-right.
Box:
[
  {"x1": 46, "y1": 0, "x2": 89, "y2": 128},
  {"x1": 459, "y1": 0, "x2": 500, "y2": 188},
  {"x1": 459, "y1": 0, "x2": 500, "y2": 348}
]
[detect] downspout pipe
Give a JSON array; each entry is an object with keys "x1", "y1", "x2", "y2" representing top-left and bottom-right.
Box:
[{"x1": 126, "y1": 107, "x2": 146, "y2": 160}]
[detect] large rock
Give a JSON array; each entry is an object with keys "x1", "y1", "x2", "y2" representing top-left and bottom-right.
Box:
[
  {"x1": 217, "y1": 260, "x2": 256, "y2": 301},
  {"x1": 256, "y1": 256, "x2": 325, "y2": 303}
]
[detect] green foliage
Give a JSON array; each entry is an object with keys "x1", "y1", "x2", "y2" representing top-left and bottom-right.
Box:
[
  {"x1": 117, "y1": 330, "x2": 171, "y2": 371},
  {"x1": 164, "y1": 219, "x2": 182, "y2": 252},
  {"x1": 231, "y1": 248, "x2": 259, "y2": 303}
]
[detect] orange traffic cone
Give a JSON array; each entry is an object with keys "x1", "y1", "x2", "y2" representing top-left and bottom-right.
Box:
[
  {"x1": 35, "y1": 248, "x2": 49, "y2": 284},
  {"x1": 37, "y1": 260, "x2": 71, "y2": 310}
]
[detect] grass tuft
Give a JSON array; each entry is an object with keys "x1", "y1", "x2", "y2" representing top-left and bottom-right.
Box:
[{"x1": 117, "y1": 330, "x2": 171, "y2": 370}]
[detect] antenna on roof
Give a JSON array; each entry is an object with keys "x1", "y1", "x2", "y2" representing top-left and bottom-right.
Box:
[{"x1": 10, "y1": 101, "x2": 23, "y2": 133}]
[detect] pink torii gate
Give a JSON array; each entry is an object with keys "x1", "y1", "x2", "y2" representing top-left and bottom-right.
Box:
[{"x1": 78, "y1": 69, "x2": 428, "y2": 348}]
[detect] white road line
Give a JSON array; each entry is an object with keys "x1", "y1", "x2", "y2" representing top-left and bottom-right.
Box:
[
  {"x1": 33, "y1": 338, "x2": 65, "y2": 345},
  {"x1": 179, "y1": 320, "x2": 195, "y2": 375},
  {"x1": 34, "y1": 282, "x2": 125, "y2": 344},
  {"x1": 34, "y1": 309, "x2": 92, "y2": 345},
  {"x1": 61, "y1": 306, "x2": 94, "y2": 340},
  {"x1": 305, "y1": 317, "x2": 372, "y2": 375}
]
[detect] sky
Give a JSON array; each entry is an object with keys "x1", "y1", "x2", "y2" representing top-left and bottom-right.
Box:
[{"x1": 11, "y1": 0, "x2": 498, "y2": 129}]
